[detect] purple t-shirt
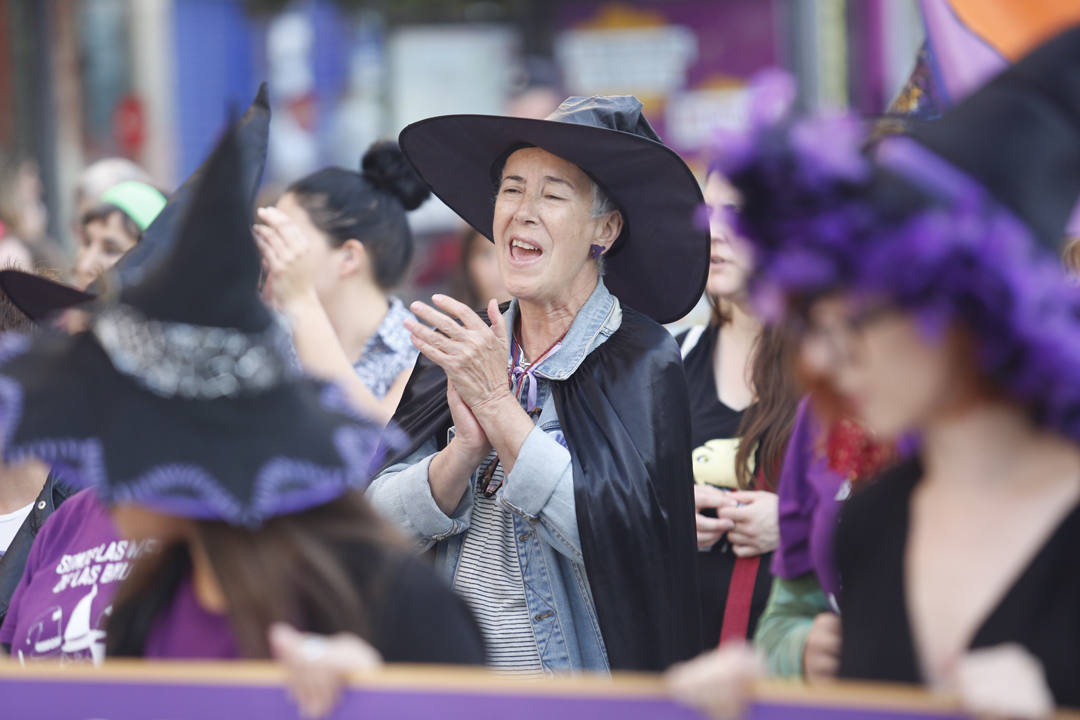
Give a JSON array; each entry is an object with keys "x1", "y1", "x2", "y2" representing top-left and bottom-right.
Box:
[
  {"x1": 144, "y1": 572, "x2": 238, "y2": 659},
  {"x1": 0, "y1": 489, "x2": 157, "y2": 663},
  {"x1": 770, "y1": 397, "x2": 847, "y2": 605}
]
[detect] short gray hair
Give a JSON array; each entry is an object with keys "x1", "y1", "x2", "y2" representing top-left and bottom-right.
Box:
[{"x1": 590, "y1": 180, "x2": 617, "y2": 218}]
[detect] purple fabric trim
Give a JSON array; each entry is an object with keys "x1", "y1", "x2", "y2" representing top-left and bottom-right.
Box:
[
  {"x1": 0, "y1": 348, "x2": 386, "y2": 527},
  {"x1": 712, "y1": 70, "x2": 1080, "y2": 443},
  {"x1": 874, "y1": 135, "x2": 983, "y2": 209}
]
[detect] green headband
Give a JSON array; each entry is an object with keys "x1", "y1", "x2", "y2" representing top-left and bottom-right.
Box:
[{"x1": 99, "y1": 181, "x2": 167, "y2": 231}]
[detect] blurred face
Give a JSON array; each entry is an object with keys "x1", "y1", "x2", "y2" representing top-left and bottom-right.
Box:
[
  {"x1": 492, "y1": 147, "x2": 620, "y2": 308},
  {"x1": 110, "y1": 504, "x2": 190, "y2": 543},
  {"x1": 274, "y1": 192, "x2": 339, "y2": 302},
  {"x1": 465, "y1": 232, "x2": 510, "y2": 305},
  {"x1": 704, "y1": 173, "x2": 753, "y2": 300},
  {"x1": 13, "y1": 161, "x2": 46, "y2": 241},
  {"x1": 799, "y1": 295, "x2": 969, "y2": 438},
  {"x1": 74, "y1": 213, "x2": 138, "y2": 289}
]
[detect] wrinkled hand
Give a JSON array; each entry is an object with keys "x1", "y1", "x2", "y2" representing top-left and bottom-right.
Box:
[
  {"x1": 667, "y1": 642, "x2": 762, "y2": 720},
  {"x1": 447, "y1": 381, "x2": 490, "y2": 466},
  {"x1": 718, "y1": 491, "x2": 779, "y2": 557},
  {"x1": 802, "y1": 612, "x2": 841, "y2": 684},
  {"x1": 253, "y1": 206, "x2": 321, "y2": 309},
  {"x1": 694, "y1": 484, "x2": 736, "y2": 550},
  {"x1": 405, "y1": 296, "x2": 510, "y2": 411},
  {"x1": 949, "y1": 644, "x2": 1053, "y2": 720},
  {"x1": 269, "y1": 623, "x2": 382, "y2": 720}
]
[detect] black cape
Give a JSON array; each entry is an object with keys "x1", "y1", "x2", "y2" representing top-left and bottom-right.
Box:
[{"x1": 380, "y1": 305, "x2": 703, "y2": 671}]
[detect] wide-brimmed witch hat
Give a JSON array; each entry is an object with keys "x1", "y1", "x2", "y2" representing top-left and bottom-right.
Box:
[
  {"x1": 0, "y1": 83, "x2": 270, "y2": 323},
  {"x1": 0, "y1": 101, "x2": 386, "y2": 527},
  {"x1": 714, "y1": 26, "x2": 1080, "y2": 442},
  {"x1": 398, "y1": 96, "x2": 709, "y2": 324}
]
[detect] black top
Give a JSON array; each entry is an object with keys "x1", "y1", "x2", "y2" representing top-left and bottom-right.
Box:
[
  {"x1": 681, "y1": 325, "x2": 746, "y2": 444},
  {"x1": 0, "y1": 473, "x2": 75, "y2": 629},
  {"x1": 368, "y1": 554, "x2": 486, "y2": 665},
  {"x1": 106, "y1": 542, "x2": 486, "y2": 665},
  {"x1": 836, "y1": 458, "x2": 1080, "y2": 707},
  {"x1": 678, "y1": 325, "x2": 773, "y2": 647}
]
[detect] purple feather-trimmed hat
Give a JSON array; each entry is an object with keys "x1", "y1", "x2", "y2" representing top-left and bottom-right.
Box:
[
  {"x1": 714, "y1": 27, "x2": 1080, "y2": 443},
  {"x1": 0, "y1": 103, "x2": 389, "y2": 528}
]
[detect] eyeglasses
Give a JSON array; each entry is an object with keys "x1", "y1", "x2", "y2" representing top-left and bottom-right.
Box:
[{"x1": 793, "y1": 303, "x2": 895, "y2": 361}]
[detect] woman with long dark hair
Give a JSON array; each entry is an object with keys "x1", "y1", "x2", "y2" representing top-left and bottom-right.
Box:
[
  {"x1": 673, "y1": 28, "x2": 1080, "y2": 716},
  {"x1": 254, "y1": 142, "x2": 430, "y2": 424},
  {"x1": 680, "y1": 171, "x2": 800, "y2": 648}
]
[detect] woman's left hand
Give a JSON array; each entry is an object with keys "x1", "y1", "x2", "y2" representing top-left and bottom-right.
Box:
[
  {"x1": 405, "y1": 296, "x2": 510, "y2": 411},
  {"x1": 269, "y1": 623, "x2": 382, "y2": 719},
  {"x1": 253, "y1": 206, "x2": 320, "y2": 310},
  {"x1": 948, "y1": 644, "x2": 1054, "y2": 720},
  {"x1": 718, "y1": 491, "x2": 779, "y2": 557}
]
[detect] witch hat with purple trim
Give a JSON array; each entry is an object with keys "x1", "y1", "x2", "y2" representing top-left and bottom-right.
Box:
[
  {"x1": 905, "y1": 24, "x2": 1080, "y2": 252},
  {"x1": 0, "y1": 94, "x2": 388, "y2": 528},
  {"x1": 0, "y1": 83, "x2": 271, "y2": 323},
  {"x1": 714, "y1": 26, "x2": 1080, "y2": 444}
]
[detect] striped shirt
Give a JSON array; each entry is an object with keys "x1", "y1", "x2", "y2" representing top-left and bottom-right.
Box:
[{"x1": 452, "y1": 454, "x2": 543, "y2": 674}]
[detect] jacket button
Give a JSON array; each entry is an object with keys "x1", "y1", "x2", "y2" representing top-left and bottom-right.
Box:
[
  {"x1": 37, "y1": 501, "x2": 47, "y2": 511},
  {"x1": 534, "y1": 611, "x2": 554, "y2": 621},
  {"x1": 518, "y1": 532, "x2": 532, "y2": 541}
]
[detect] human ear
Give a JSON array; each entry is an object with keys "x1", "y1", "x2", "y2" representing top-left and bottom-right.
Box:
[
  {"x1": 593, "y1": 210, "x2": 623, "y2": 253},
  {"x1": 338, "y1": 238, "x2": 368, "y2": 279}
]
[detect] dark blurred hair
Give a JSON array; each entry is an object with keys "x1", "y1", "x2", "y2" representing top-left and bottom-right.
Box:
[
  {"x1": 106, "y1": 490, "x2": 406, "y2": 658},
  {"x1": 450, "y1": 226, "x2": 488, "y2": 310},
  {"x1": 735, "y1": 317, "x2": 801, "y2": 491},
  {"x1": 81, "y1": 204, "x2": 143, "y2": 243},
  {"x1": 287, "y1": 141, "x2": 430, "y2": 290}
]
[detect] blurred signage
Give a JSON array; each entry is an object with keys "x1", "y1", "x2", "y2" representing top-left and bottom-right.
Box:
[{"x1": 555, "y1": 1, "x2": 778, "y2": 157}]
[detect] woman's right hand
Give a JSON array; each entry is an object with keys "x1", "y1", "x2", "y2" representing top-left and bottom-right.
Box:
[
  {"x1": 802, "y1": 611, "x2": 841, "y2": 683},
  {"x1": 253, "y1": 206, "x2": 320, "y2": 311},
  {"x1": 269, "y1": 623, "x2": 382, "y2": 720},
  {"x1": 949, "y1": 644, "x2": 1054, "y2": 720}
]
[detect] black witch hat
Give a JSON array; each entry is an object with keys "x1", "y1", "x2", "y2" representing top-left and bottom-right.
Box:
[
  {"x1": 398, "y1": 95, "x2": 709, "y2": 324},
  {"x1": 903, "y1": 25, "x2": 1080, "y2": 252},
  {"x1": 715, "y1": 26, "x2": 1080, "y2": 445},
  {"x1": 0, "y1": 83, "x2": 271, "y2": 322},
  {"x1": 0, "y1": 99, "x2": 387, "y2": 527}
]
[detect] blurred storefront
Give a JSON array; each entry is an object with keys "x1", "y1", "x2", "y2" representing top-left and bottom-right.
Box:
[{"x1": 1, "y1": 0, "x2": 923, "y2": 268}]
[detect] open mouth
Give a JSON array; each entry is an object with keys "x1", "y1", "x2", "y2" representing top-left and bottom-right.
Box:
[{"x1": 509, "y1": 237, "x2": 543, "y2": 263}]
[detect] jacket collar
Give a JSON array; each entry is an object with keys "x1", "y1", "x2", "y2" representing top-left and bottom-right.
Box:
[{"x1": 502, "y1": 280, "x2": 620, "y2": 382}]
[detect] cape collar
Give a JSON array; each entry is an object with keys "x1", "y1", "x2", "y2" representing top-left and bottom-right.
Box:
[{"x1": 502, "y1": 280, "x2": 621, "y2": 382}]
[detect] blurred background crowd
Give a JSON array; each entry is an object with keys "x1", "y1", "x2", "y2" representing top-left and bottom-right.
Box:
[{"x1": 0, "y1": 0, "x2": 925, "y2": 317}]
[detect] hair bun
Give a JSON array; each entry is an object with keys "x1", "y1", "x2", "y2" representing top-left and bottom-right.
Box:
[{"x1": 361, "y1": 141, "x2": 431, "y2": 211}]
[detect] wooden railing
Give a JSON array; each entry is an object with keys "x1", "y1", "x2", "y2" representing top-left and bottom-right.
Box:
[{"x1": 3, "y1": 661, "x2": 1080, "y2": 719}]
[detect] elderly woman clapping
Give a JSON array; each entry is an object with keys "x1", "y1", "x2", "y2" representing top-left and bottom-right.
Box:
[{"x1": 368, "y1": 97, "x2": 710, "y2": 673}]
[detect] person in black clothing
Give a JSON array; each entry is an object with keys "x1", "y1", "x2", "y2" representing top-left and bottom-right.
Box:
[
  {"x1": 678, "y1": 171, "x2": 799, "y2": 648},
  {"x1": 696, "y1": 29, "x2": 1080, "y2": 716},
  {"x1": 0, "y1": 104, "x2": 485, "y2": 668}
]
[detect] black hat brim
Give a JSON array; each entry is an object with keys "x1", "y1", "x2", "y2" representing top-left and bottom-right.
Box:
[
  {"x1": 399, "y1": 115, "x2": 708, "y2": 324},
  {"x1": 0, "y1": 270, "x2": 96, "y2": 323},
  {"x1": 0, "y1": 332, "x2": 385, "y2": 526}
]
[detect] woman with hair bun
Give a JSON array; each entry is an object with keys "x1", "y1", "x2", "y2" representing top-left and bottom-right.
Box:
[{"x1": 255, "y1": 141, "x2": 431, "y2": 423}]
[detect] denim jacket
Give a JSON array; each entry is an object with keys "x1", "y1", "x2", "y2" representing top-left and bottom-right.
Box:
[{"x1": 367, "y1": 280, "x2": 621, "y2": 672}]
